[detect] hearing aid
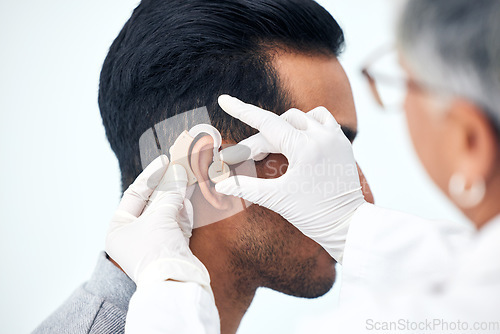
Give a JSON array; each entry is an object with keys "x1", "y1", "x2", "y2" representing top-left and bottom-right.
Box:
[{"x1": 169, "y1": 124, "x2": 230, "y2": 186}]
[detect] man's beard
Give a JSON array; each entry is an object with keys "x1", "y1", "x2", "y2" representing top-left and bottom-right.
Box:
[{"x1": 228, "y1": 205, "x2": 336, "y2": 298}]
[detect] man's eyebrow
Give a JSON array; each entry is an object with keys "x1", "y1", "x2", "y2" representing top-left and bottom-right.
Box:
[{"x1": 340, "y1": 125, "x2": 358, "y2": 143}]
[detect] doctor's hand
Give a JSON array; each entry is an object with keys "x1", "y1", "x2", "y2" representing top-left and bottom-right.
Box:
[
  {"x1": 105, "y1": 155, "x2": 210, "y2": 290},
  {"x1": 217, "y1": 95, "x2": 366, "y2": 263}
]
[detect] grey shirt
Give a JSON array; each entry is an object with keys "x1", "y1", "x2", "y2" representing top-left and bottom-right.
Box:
[{"x1": 33, "y1": 253, "x2": 136, "y2": 334}]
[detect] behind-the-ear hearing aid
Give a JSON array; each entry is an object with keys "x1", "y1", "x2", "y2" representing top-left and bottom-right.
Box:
[{"x1": 169, "y1": 124, "x2": 230, "y2": 186}]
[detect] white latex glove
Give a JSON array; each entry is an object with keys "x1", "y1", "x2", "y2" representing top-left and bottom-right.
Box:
[
  {"x1": 216, "y1": 95, "x2": 366, "y2": 263},
  {"x1": 105, "y1": 155, "x2": 210, "y2": 289}
]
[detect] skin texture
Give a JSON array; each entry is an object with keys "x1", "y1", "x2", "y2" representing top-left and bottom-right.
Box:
[
  {"x1": 189, "y1": 52, "x2": 373, "y2": 334},
  {"x1": 401, "y1": 58, "x2": 500, "y2": 228}
]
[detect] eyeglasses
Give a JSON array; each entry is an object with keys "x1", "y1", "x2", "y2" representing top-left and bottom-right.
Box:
[
  {"x1": 362, "y1": 46, "x2": 500, "y2": 139},
  {"x1": 361, "y1": 46, "x2": 426, "y2": 111}
]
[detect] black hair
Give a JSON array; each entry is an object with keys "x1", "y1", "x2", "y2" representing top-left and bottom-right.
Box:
[{"x1": 98, "y1": 0, "x2": 344, "y2": 191}]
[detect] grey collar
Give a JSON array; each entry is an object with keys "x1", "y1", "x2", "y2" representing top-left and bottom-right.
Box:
[{"x1": 84, "y1": 252, "x2": 136, "y2": 312}]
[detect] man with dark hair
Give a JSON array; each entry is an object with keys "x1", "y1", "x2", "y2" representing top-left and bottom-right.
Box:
[{"x1": 34, "y1": 0, "x2": 372, "y2": 333}]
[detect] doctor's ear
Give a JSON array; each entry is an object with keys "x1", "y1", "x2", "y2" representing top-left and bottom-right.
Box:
[
  {"x1": 190, "y1": 135, "x2": 232, "y2": 210},
  {"x1": 447, "y1": 99, "x2": 498, "y2": 180}
]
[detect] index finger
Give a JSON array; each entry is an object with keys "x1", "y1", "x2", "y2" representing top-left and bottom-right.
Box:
[{"x1": 218, "y1": 95, "x2": 298, "y2": 157}]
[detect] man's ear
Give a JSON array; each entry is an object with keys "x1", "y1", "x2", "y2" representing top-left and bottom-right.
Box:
[{"x1": 190, "y1": 135, "x2": 232, "y2": 210}]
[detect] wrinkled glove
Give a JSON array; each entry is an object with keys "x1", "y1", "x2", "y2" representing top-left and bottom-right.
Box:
[
  {"x1": 105, "y1": 155, "x2": 210, "y2": 289},
  {"x1": 216, "y1": 95, "x2": 366, "y2": 263}
]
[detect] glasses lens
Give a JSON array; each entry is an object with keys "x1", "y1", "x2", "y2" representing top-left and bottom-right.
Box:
[{"x1": 364, "y1": 49, "x2": 407, "y2": 110}]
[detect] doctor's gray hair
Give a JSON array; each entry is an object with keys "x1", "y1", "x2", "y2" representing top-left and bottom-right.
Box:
[{"x1": 397, "y1": 0, "x2": 500, "y2": 130}]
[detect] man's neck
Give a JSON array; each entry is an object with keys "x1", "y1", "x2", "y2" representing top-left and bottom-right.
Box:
[
  {"x1": 207, "y1": 260, "x2": 256, "y2": 334},
  {"x1": 190, "y1": 225, "x2": 257, "y2": 334}
]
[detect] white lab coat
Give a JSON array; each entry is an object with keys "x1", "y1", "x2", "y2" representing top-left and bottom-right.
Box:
[
  {"x1": 125, "y1": 281, "x2": 220, "y2": 333},
  {"x1": 310, "y1": 203, "x2": 500, "y2": 333},
  {"x1": 125, "y1": 203, "x2": 500, "y2": 333}
]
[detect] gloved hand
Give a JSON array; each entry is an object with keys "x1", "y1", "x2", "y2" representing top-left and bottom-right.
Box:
[
  {"x1": 105, "y1": 155, "x2": 210, "y2": 290},
  {"x1": 216, "y1": 95, "x2": 366, "y2": 263}
]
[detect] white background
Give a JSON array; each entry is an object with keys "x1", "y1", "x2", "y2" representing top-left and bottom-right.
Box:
[{"x1": 0, "y1": 1, "x2": 468, "y2": 333}]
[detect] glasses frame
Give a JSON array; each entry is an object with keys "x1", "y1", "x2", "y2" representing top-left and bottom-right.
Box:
[
  {"x1": 362, "y1": 46, "x2": 500, "y2": 139},
  {"x1": 361, "y1": 45, "x2": 429, "y2": 110}
]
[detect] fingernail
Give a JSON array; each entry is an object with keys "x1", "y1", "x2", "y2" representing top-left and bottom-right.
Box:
[
  {"x1": 218, "y1": 94, "x2": 233, "y2": 107},
  {"x1": 218, "y1": 94, "x2": 245, "y2": 108}
]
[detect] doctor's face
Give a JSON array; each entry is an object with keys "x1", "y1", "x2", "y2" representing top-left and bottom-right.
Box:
[
  {"x1": 402, "y1": 63, "x2": 452, "y2": 193},
  {"x1": 400, "y1": 57, "x2": 468, "y2": 197},
  {"x1": 401, "y1": 57, "x2": 499, "y2": 223}
]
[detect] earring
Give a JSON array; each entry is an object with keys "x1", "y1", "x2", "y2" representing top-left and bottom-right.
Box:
[{"x1": 448, "y1": 173, "x2": 486, "y2": 209}]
